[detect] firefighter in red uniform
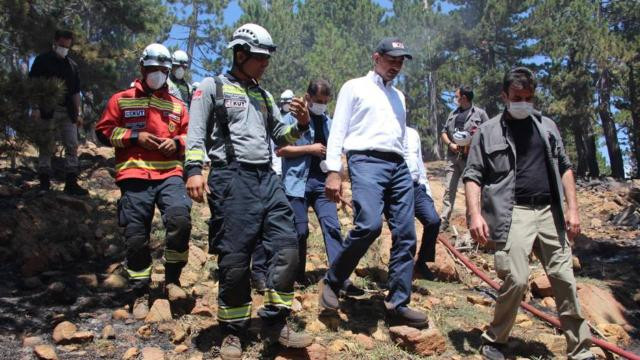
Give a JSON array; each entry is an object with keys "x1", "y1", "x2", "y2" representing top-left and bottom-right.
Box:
[{"x1": 96, "y1": 43, "x2": 192, "y2": 316}]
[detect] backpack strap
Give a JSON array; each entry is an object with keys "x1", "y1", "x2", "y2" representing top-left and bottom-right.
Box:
[
  {"x1": 255, "y1": 86, "x2": 274, "y2": 163},
  {"x1": 207, "y1": 75, "x2": 236, "y2": 163}
]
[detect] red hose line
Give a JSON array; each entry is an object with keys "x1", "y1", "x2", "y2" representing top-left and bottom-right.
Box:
[{"x1": 437, "y1": 236, "x2": 640, "y2": 360}]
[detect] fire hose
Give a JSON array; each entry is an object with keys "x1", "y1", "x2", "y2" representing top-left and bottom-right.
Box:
[
  {"x1": 437, "y1": 235, "x2": 640, "y2": 360},
  {"x1": 337, "y1": 195, "x2": 638, "y2": 358}
]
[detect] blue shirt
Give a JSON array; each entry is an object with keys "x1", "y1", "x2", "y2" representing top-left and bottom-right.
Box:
[{"x1": 281, "y1": 112, "x2": 332, "y2": 198}]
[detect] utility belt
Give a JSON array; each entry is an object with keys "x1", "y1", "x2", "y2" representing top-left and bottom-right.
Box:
[{"x1": 210, "y1": 160, "x2": 271, "y2": 172}]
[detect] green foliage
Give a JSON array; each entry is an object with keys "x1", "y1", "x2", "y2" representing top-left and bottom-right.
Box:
[{"x1": 0, "y1": 0, "x2": 173, "y2": 141}]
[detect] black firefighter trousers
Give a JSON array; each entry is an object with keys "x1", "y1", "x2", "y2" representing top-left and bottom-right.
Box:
[
  {"x1": 207, "y1": 162, "x2": 298, "y2": 336},
  {"x1": 117, "y1": 176, "x2": 192, "y2": 286}
]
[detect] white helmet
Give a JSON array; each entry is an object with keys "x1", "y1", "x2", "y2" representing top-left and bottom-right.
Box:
[
  {"x1": 452, "y1": 130, "x2": 472, "y2": 146},
  {"x1": 140, "y1": 43, "x2": 172, "y2": 69},
  {"x1": 280, "y1": 89, "x2": 294, "y2": 102},
  {"x1": 192, "y1": 82, "x2": 200, "y2": 89},
  {"x1": 227, "y1": 23, "x2": 276, "y2": 55},
  {"x1": 172, "y1": 50, "x2": 189, "y2": 66}
]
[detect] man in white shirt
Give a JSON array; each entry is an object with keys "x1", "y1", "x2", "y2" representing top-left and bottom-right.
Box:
[
  {"x1": 406, "y1": 127, "x2": 441, "y2": 280},
  {"x1": 321, "y1": 38, "x2": 428, "y2": 328}
]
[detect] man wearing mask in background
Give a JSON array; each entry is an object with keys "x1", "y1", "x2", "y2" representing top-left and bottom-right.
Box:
[
  {"x1": 321, "y1": 37, "x2": 428, "y2": 328},
  {"x1": 168, "y1": 50, "x2": 192, "y2": 108},
  {"x1": 96, "y1": 43, "x2": 192, "y2": 319},
  {"x1": 463, "y1": 67, "x2": 594, "y2": 360},
  {"x1": 29, "y1": 30, "x2": 88, "y2": 195},
  {"x1": 277, "y1": 79, "x2": 365, "y2": 296},
  {"x1": 279, "y1": 89, "x2": 294, "y2": 116},
  {"x1": 439, "y1": 86, "x2": 489, "y2": 230}
]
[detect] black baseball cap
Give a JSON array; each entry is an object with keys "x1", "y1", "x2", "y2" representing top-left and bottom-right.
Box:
[{"x1": 375, "y1": 37, "x2": 412, "y2": 59}]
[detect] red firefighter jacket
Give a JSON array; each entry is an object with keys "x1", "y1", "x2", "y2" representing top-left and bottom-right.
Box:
[{"x1": 96, "y1": 79, "x2": 189, "y2": 182}]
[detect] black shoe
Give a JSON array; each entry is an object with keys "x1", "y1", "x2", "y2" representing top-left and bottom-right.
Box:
[
  {"x1": 386, "y1": 306, "x2": 429, "y2": 329},
  {"x1": 414, "y1": 262, "x2": 436, "y2": 281},
  {"x1": 439, "y1": 219, "x2": 449, "y2": 231},
  {"x1": 164, "y1": 263, "x2": 183, "y2": 286},
  {"x1": 64, "y1": 173, "x2": 88, "y2": 196},
  {"x1": 480, "y1": 341, "x2": 506, "y2": 360},
  {"x1": 319, "y1": 279, "x2": 340, "y2": 311},
  {"x1": 38, "y1": 173, "x2": 50, "y2": 193},
  {"x1": 252, "y1": 277, "x2": 267, "y2": 294},
  {"x1": 339, "y1": 280, "x2": 365, "y2": 297}
]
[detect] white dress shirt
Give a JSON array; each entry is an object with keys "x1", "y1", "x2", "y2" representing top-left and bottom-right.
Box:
[
  {"x1": 406, "y1": 127, "x2": 433, "y2": 197},
  {"x1": 326, "y1": 71, "x2": 409, "y2": 172}
]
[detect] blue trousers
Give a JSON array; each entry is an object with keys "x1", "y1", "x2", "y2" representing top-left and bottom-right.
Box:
[
  {"x1": 414, "y1": 183, "x2": 440, "y2": 263},
  {"x1": 288, "y1": 174, "x2": 344, "y2": 281},
  {"x1": 326, "y1": 151, "x2": 416, "y2": 309}
]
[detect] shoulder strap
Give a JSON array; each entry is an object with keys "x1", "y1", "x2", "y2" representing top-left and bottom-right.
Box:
[
  {"x1": 255, "y1": 87, "x2": 274, "y2": 163},
  {"x1": 207, "y1": 75, "x2": 235, "y2": 163}
]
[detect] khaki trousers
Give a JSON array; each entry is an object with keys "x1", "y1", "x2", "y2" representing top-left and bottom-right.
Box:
[
  {"x1": 482, "y1": 205, "x2": 593, "y2": 360},
  {"x1": 440, "y1": 154, "x2": 466, "y2": 224},
  {"x1": 35, "y1": 107, "x2": 79, "y2": 174}
]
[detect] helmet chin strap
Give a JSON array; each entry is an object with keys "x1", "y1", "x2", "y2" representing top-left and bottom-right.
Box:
[{"x1": 233, "y1": 49, "x2": 259, "y2": 86}]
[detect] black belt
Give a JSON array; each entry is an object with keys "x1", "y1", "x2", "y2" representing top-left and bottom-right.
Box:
[
  {"x1": 515, "y1": 195, "x2": 552, "y2": 206},
  {"x1": 347, "y1": 150, "x2": 403, "y2": 162},
  {"x1": 210, "y1": 161, "x2": 271, "y2": 171}
]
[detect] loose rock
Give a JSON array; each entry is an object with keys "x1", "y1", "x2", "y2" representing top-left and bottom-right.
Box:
[
  {"x1": 22, "y1": 336, "x2": 44, "y2": 347},
  {"x1": 34, "y1": 344, "x2": 58, "y2": 360},
  {"x1": 52, "y1": 321, "x2": 77, "y2": 344},
  {"x1": 122, "y1": 347, "x2": 138, "y2": 360},
  {"x1": 389, "y1": 325, "x2": 446, "y2": 356},
  {"x1": 102, "y1": 325, "x2": 116, "y2": 339},
  {"x1": 141, "y1": 346, "x2": 165, "y2": 360}
]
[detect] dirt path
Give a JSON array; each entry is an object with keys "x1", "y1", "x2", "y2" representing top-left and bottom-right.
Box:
[{"x1": 0, "y1": 145, "x2": 638, "y2": 359}]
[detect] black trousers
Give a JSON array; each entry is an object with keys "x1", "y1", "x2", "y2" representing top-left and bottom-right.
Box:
[
  {"x1": 207, "y1": 163, "x2": 298, "y2": 335},
  {"x1": 117, "y1": 176, "x2": 192, "y2": 283}
]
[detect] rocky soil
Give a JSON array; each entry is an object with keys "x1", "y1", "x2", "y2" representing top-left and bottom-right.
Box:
[{"x1": 0, "y1": 145, "x2": 638, "y2": 359}]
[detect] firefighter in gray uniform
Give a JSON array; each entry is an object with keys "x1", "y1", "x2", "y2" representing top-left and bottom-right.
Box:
[{"x1": 184, "y1": 23, "x2": 313, "y2": 359}]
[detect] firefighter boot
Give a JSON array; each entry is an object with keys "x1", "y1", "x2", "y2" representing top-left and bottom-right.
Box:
[{"x1": 64, "y1": 173, "x2": 88, "y2": 196}]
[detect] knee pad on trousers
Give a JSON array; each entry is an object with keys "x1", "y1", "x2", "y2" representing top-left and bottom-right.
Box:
[
  {"x1": 270, "y1": 247, "x2": 298, "y2": 290},
  {"x1": 164, "y1": 206, "x2": 191, "y2": 251},
  {"x1": 218, "y1": 253, "x2": 251, "y2": 301},
  {"x1": 124, "y1": 225, "x2": 148, "y2": 252}
]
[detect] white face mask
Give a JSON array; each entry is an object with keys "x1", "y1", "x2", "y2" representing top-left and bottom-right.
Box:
[
  {"x1": 54, "y1": 45, "x2": 69, "y2": 58},
  {"x1": 282, "y1": 103, "x2": 291, "y2": 113},
  {"x1": 507, "y1": 101, "x2": 533, "y2": 119},
  {"x1": 145, "y1": 70, "x2": 167, "y2": 90},
  {"x1": 174, "y1": 67, "x2": 185, "y2": 80},
  {"x1": 309, "y1": 102, "x2": 327, "y2": 115}
]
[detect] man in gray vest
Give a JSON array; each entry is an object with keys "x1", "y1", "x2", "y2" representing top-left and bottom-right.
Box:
[{"x1": 440, "y1": 86, "x2": 488, "y2": 229}]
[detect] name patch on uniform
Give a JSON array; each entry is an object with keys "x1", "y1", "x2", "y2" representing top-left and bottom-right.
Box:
[
  {"x1": 164, "y1": 112, "x2": 180, "y2": 122},
  {"x1": 225, "y1": 99, "x2": 247, "y2": 108},
  {"x1": 125, "y1": 122, "x2": 146, "y2": 130},
  {"x1": 124, "y1": 109, "x2": 145, "y2": 118}
]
